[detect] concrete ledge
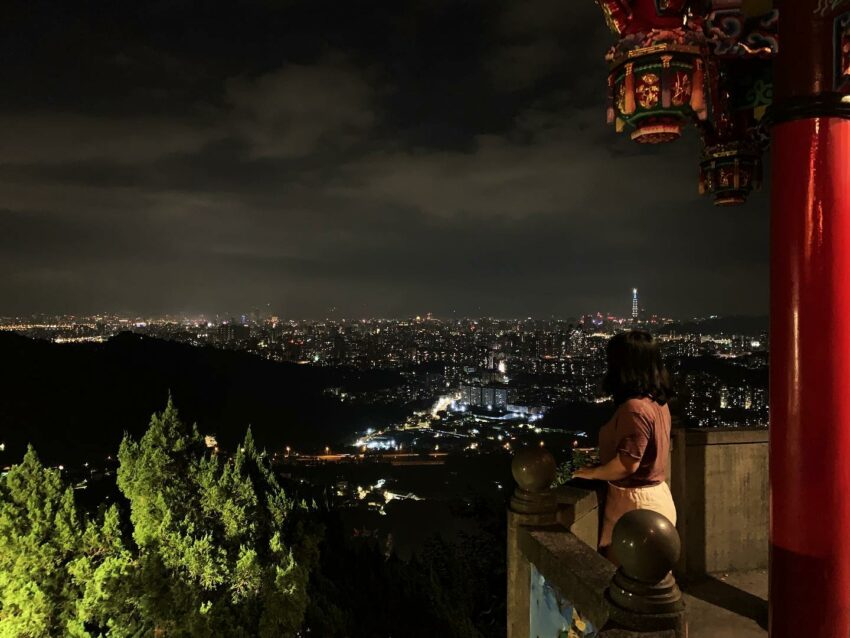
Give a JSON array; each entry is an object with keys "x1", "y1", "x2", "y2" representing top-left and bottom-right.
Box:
[
  {"x1": 519, "y1": 526, "x2": 616, "y2": 630},
  {"x1": 555, "y1": 481, "x2": 600, "y2": 518},
  {"x1": 681, "y1": 428, "x2": 768, "y2": 446},
  {"x1": 554, "y1": 480, "x2": 602, "y2": 547},
  {"x1": 600, "y1": 631, "x2": 676, "y2": 638}
]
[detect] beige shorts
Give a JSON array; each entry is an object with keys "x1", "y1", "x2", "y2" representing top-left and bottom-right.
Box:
[{"x1": 599, "y1": 481, "x2": 677, "y2": 548}]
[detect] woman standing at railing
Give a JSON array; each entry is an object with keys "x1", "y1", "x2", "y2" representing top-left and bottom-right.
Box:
[{"x1": 572, "y1": 330, "x2": 675, "y2": 559}]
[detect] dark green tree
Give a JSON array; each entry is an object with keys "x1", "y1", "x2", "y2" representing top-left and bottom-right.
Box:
[
  {"x1": 0, "y1": 446, "x2": 85, "y2": 637},
  {"x1": 0, "y1": 399, "x2": 318, "y2": 637},
  {"x1": 111, "y1": 398, "x2": 318, "y2": 637},
  {"x1": 0, "y1": 447, "x2": 125, "y2": 637}
]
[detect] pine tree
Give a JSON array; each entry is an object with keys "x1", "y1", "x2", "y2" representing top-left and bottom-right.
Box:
[
  {"x1": 0, "y1": 399, "x2": 318, "y2": 637},
  {"x1": 113, "y1": 398, "x2": 317, "y2": 637},
  {"x1": 0, "y1": 447, "x2": 86, "y2": 637}
]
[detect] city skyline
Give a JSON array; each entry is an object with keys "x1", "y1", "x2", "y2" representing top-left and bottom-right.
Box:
[
  {"x1": 1, "y1": 1, "x2": 768, "y2": 319},
  {"x1": 0, "y1": 305, "x2": 769, "y2": 466},
  {"x1": 0, "y1": 287, "x2": 740, "y2": 324}
]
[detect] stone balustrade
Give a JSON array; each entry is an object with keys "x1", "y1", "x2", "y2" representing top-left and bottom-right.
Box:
[{"x1": 507, "y1": 446, "x2": 687, "y2": 638}]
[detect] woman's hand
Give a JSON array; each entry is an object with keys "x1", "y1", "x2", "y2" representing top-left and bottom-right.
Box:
[
  {"x1": 575, "y1": 452, "x2": 640, "y2": 482},
  {"x1": 572, "y1": 465, "x2": 597, "y2": 480}
]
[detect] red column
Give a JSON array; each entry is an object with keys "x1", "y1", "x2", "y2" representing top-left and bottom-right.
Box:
[
  {"x1": 770, "y1": 115, "x2": 850, "y2": 638},
  {"x1": 770, "y1": 1, "x2": 850, "y2": 633}
]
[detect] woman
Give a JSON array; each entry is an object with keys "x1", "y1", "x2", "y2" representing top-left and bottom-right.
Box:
[{"x1": 573, "y1": 330, "x2": 676, "y2": 555}]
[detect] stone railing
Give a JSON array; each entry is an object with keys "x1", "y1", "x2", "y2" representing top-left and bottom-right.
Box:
[{"x1": 507, "y1": 447, "x2": 687, "y2": 638}]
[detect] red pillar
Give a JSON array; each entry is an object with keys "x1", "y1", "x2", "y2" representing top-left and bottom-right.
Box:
[
  {"x1": 771, "y1": 115, "x2": 850, "y2": 638},
  {"x1": 770, "y1": 1, "x2": 850, "y2": 635}
]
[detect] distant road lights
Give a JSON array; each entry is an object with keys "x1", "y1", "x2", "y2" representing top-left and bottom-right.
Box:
[
  {"x1": 539, "y1": 441, "x2": 545, "y2": 447},
  {"x1": 285, "y1": 446, "x2": 291, "y2": 454},
  {"x1": 325, "y1": 446, "x2": 330, "y2": 454},
  {"x1": 0, "y1": 443, "x2": 4, "y2": 452}
]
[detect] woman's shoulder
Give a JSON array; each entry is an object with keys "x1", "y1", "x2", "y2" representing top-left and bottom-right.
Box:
[
  {"x1": 618, "y1": 396, "x2": 668, "y2": 420},
  {"x1": 620, "y1": 396, "x2": 655, "y2": 413}
]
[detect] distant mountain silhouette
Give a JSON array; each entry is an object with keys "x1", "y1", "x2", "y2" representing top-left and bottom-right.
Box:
[
  {"x1": 664, "y1": 315, "x2": 768, "y2": 336},
  {"x1": 0, "y1": 332, "x2": 408, "y2": 465}
]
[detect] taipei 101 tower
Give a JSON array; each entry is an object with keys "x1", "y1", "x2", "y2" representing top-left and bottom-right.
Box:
[{"x1": 631, "y1": 288, "x2": 638, "y2": 321}]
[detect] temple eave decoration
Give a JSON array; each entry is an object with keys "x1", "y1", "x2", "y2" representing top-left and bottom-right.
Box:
[{"x1": 595, "y1": 0, "x2": 778, "y2": 205}]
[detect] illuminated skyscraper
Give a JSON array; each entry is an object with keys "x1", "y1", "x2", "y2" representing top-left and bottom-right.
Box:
[{"x1": 632, "y1": 288, "x2": 639, "y2": 320}]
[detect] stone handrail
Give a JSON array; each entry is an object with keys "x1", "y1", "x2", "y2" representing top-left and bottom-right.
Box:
[{"x1": 507, "y1": 447, "x2": 687, "y2": 638}]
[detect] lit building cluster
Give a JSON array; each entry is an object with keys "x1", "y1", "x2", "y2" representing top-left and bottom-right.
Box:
[{"x1": 2, "y1": 294, "x2": 769, "y2": 442}]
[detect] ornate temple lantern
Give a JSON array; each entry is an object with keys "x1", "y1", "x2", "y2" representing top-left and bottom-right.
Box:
[
  {"x1": 698, "y1": 140, "x2": 762, "y2": 205},
  {"x1": 601, "y1": 0, "x2": 708, "y2": 143},
  {"x1": 695, "y1": 5, "x2": 776, "y2": 204},
  {"x1": 596, "y1": 0, "x2": 778, "y2": 205},
  {"x1": 608, "y1": 46, "x2": 707, "y2": 143}
]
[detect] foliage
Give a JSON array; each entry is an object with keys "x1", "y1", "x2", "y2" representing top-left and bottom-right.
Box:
[
  {"x1": 0, "y1": 398, "x2": 317, "y2": 637},
  {"x1": 0, "y1": 447, "x2": 83, "y2": 637},
  {"x1": 305, "y1": 501, "x2": 506, "y2": 638},
  {"x1": 1, "y1": 396, "x2": 505, "y2": 637},
  {"x1": 552, "y1": 448, "x2": 599, "y2": 487}
]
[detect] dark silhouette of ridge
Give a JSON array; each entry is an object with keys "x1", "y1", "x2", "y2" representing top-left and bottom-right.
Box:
[
  {"x1": 0, "y1": 332, "x2": 407, "y2": 465},
  {"x1": 664, "y1": 315, "x2": 768, "y2": 336}
]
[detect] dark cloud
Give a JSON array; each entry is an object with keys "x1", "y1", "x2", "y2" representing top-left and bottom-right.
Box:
[{"x1": 0, "y1": 0, "x2": 769, "y2": 318}]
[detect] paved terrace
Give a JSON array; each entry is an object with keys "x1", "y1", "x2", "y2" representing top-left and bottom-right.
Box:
[{"x1": 684, "y1": 570, "x2": 767, "y2": 637}]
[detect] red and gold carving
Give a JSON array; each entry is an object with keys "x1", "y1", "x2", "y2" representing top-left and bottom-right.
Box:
[
  {"x1": 671, "y1": 71, "x2": 692, "y2": 106},
  {"x1": 623, "y1": 63, "x2": 637, "y2": 114},
  {"x1": 631, "y1": 120, "x2": 683, "y2": 143},
  {"x1": 699, "y1": 141, "x2": 762, "y2": 206},
  {"x1": 596, "y1": 0, "x2": 634, "y2": 35},
  {"x1": 841, "y1": 16, "x2": 850, "y2": 89},
  {"x1": 636, "y1": 73, "x2": 661, "y2": 108},
  {"x1": 617, "y1": 83, "x2": 628, "y2": 114},
  {"x1": 718, "y1": 167, "x2": 735, "y2": 188}
]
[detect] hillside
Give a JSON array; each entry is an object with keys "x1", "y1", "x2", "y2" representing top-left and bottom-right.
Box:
[
  {"x1": 664, "y1": 315, "x2": 768, "y2": 336},
  {"x1": 0, "y1": 332, "x2": 405, "y2": 465}
]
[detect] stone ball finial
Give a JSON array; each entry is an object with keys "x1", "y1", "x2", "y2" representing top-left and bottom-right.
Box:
[
  {"x1": 612, "y1": 509, "x2": 680, "y2": 583},
  {"x1": 511, "y1": 446, "x2": 557, "y2": 492}
]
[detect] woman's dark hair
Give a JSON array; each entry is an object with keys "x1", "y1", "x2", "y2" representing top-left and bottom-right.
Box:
[{"x1": 602, "y1": 330, "x2": 672, "y2": 406}]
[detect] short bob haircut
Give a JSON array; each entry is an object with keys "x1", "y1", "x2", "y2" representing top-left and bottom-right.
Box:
[{"x1": 602, "y1": 330, "x2": 672, "y2": 406}]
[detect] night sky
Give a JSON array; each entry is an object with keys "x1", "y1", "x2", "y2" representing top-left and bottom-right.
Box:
[{"x1": 0, "y1": 0, "x2": 769, "y2": 319}]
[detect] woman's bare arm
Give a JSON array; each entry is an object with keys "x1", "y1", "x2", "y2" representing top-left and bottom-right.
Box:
[{"x1": 572, "y1": 452, "x2": 640, "y2": 482}]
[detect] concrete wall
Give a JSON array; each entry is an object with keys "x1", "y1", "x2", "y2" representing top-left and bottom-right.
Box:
[
  {"x1": 670, "y1": 428, "x2": 769, "y2": 576},
  {"x1": 555, "y1": 482, "x2": 603, "y2": 548}
]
